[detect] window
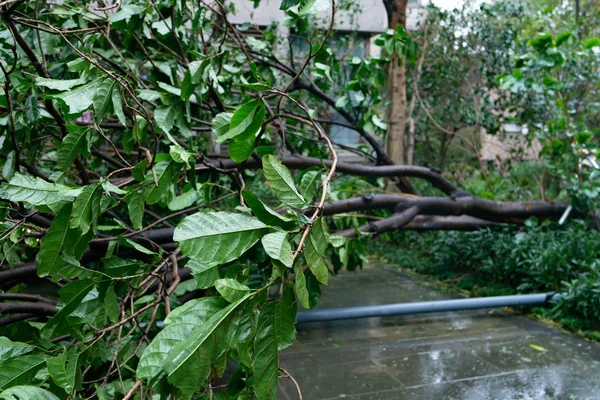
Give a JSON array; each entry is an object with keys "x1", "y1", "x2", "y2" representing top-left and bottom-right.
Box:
[{"x1": 290, "y1": 31, "x2": 372, "y2": 147}]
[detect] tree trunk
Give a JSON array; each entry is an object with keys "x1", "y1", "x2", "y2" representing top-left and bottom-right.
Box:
[
  {"x1": 387, "y1": 61, "x2": 407, "y2": 165},
  {"x1": 384, "y1": 0, "x2": 409, "y2": 166}
]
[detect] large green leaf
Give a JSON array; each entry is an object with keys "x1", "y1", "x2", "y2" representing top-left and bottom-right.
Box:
[
  {"x1": 215, "y1": 279, "x2": 252, "y2": 303},
  {"x1": 46, "y1": 347, "x2": 79, "y2": 394},
  {"x1": 168, "y1": 188, "x2": 199, "y2": 211},
  {"x1": 229, "y1": 135, "x2": 256, "y2": 163},
  {"x1": 234, "y1": 302, "x2": 258, "y2": 367},
  {"x1": 304, "y1": 218, "x2": 330, "y2": 285},
  {"x1": 262, "y1": 155, "x2": 307, "y2": 209},
  {"x1": 57, "y1": 126, "x2": 91, "y2": 171},
  {"x1": 298, "y1": 0, "x2": 332, "y2": 15},
  {"x1": 163, "y1": 294, "x2": 252, "y2": 377},
  {"x1": 294, "y1": 264, "x2": 310, "y2": 309},
  {"x1": 70, "y1": 183, "x2": 102, "y2": 234},
  {"x1": 144, "y1": 161, "x2": 176, "y2": 205},
  {"x1": 300, "y1": 170, "x2": 322, "y2": 201},
  {"x1": 252, "y1": 286, "x2": 297, "y2": 400},
  {"x1": 111, "y1": 88, "x2": 127, "y2": 125},
  {"x1": 154, "y1": 105, "x2": 176, "y2": 134},
  {"x1": 173, "y1": 212, "x2": 267, "y2": 264},
  {"x1": 24, "y1": 95, "x2": 41, "y2": 124},
  {"x1": 211, "y1": 112, "x2": 232, "y2": 137},
  {"x1": 41, "y1": 279, "x2": 97, "y2": 340},
  {"x1": 242, "y1": 190, "x2": 298, "y2": 230},
  {"x1": 102, "y1": 257, "x2": 144, "y2": 277},
  {"x1": 126, "y1": 190, "x2": 145, "y2": 230},
  {"x1": 216, "y1": 100, "x2": 264, "y2": 143},
  {"x1": 0, "y1": 173, "x2": 80, "y2": 211},
  {"x1": 0, "y1": 354, "x2": 47, "y2": 390},
  {"x1": 187, "y1": 260, "x2": 220, "y2": 289},
  {"x1": 93, "y1": 79, "x2": 115, "y2": 122},
  {"x1": 0, "y1": 386, "x2": 60, "y2": 400},
  {"x1": 261, "y1": 232, "x2": 293, "y2": 268},
  {"x1": 36, "y1": 77, "x2": 83, "y2": 91},
  {"x1": 136, "y1": 297, "x2": 227, "y2": 383},
  {"x1": 37, "y1": 205, "x2": 79, "y2": 279},
  {"x1": 0, "y1": 338, "x2": 33, "y2": 360},
  {"x1": 47, "y1": 78, "x2": 104, "y2": 114}
]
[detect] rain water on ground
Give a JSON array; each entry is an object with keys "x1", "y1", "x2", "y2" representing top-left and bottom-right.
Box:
[{"x1": 279, "y1": 263, "x2": 600, "y2": 399}]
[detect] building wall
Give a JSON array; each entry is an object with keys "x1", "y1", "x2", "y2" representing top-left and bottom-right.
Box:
[{"x1": 228, "y1": 0, "x2": 425, "y2": 33}]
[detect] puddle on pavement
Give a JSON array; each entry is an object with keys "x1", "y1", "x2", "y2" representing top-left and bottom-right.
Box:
[{"x1": 279, "y1": 263, "x2": 600, "y2": 399}]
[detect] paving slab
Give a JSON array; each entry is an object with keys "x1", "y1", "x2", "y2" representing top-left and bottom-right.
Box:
[{"x1": 280, "y1": 263, "x2": 600, "y2": 399}]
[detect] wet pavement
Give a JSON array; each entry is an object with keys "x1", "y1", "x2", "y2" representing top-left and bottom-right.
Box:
[{"x1": 279, "y1": 263, "x2": 600, "y2": 399}]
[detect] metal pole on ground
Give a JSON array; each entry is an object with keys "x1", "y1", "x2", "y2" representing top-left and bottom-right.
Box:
[{"x1": 296, "y1": 292, "x2": 561, "y2": 323}]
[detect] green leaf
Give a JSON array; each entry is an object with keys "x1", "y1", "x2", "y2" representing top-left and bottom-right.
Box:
[
  {"x1": 101, "y1": 181, "x2": 127, "y2": 195},
  {"x1": 294, "y1": 265, "x2": 310, "y2": 309},
  {"x1": 168, "y1": 189, "x2": 199, "y2": 211},
  {"x1": 262, "y1": 155, "x2": 307, "y2": 209},
  {"x1": 304, "y1": 218, "x2": 329, "y2": 285},
  {"x1": 280, "y1": 0, "x2": 301, "y2": 10},
  {"x1": 164, "y1": 294, "x2": 252, "y2": 377},
  {"x1": 187, "y1": 260, "x2": 220, "y2": 289},
  {"x1": 154, "y1": 105, "x2": 176, "y2": 134},
  {"x1": 0, "y1": 173, "x2": 80, "y2": 212},
  {"x1": 216, "y1": 100, "x2": 265, "y2": 143},
  {"x1": 37, "y1": 205, "x2": 80, "y2": 279},
  {"x1": 144, "y1": 161, "x2": 176, "y2": 205},
  {"x1": 47, "y1": 78, "x2": 103, "y2": 114},
  {"x1": 35, "y1": 77, "x2": 83, "y2": 91},
  {"x1": 212, "y1": 112, "x2": 233, "y2": 137},
  {"x1": 59, "y1": 254, "x2": 102, "y2": 279},
  {"x1": 126, "y1": 190, "x2": 145, "y2": 230},
  {"x1": 2, "y1": 150, "x2": 16, "y2": 181},
  {"x1": 529, "y1": 344, "x2": 547, "y2": 352},
  {"x1": 583, "y1": 37, "x2": 600, "y2": 49},
  {"x1": 41, "y1": 279, "x2": 97, "y2": 340},
  {"x1": 57, "y1": 127, "x2": 91, "y2": 171},
  {"x1": 169, "y1": 145, "x2": 194, "y2": 169},
  {"x1": 0, "y1": 338, "x2": 33, "y2": 360},
  {"x1": 173, "y1": 211, "x2": 267, "y2": 264},
  {"x1": 234, "y1": 302, "x2": 258, "y2": 367},
  {"x1": 136, "y1": 297, "x2": 228, "y2": 383},
  {"x1": 110, "y1": 4, "x2": 146, "y2": 23},
  {"x1": 102, "y1": 257, "x2": 143, "y2": 277},
  {"x1": 93, "y1": 79, "x2": 115, "y2": 123},
  {"x1": 111, "y1": 89, "x2": 127, "y2": 126},
  {"x1": 215, "y1": 279, "x2": 252, "y2": 303},
  {"x1": 0, "y1": 386, "x2": 60, "y2": 400},
  {"x1": 299, "y1": 170, "x2": 322, "y2": 201},
  {"x1": 229, "y1": 135, "x2": 256, "y2": 163},
  {"x1": 252, "y1": 288, "x2": 297, "y2": 400},
  {"x1": 118, "y1": 237, "x2": 158, "y2": 256},
  {"x1": 0, "y1": 354, "x2": 47, "y2": 390},
  {"x1": 24, "y1": 95, "x2": 41, "y2": 124},
  {"x1": 242, "y1": 190, "x2": 297, "y2": 230},
  {"x1": 554, "y1": 32, "x2": 571, "y2": 47},
  {"x1": 46, "y1": 347, "x2": 79, "y2": 394},
  {"x1": 298, "y1": 0, "x2": 331, "y2": 15},
  {"x1": 261, "y1": 232, "x2": 293, "y2": 268},
  {"x1": 70, "y1": 183, "x2": 102, "y2": 234}
]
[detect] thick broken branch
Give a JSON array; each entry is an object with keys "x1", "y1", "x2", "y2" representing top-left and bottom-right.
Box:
[{"x1": 202, "y1": 155, "x2": 468, "y2": 197}]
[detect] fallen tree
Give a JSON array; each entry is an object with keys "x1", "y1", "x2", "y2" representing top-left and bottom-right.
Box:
[{"x1": 0, "y1": 0, "x2": 595, "y2": 399}]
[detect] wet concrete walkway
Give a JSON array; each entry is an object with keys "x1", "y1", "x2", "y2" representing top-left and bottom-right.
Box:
[{"x1": 280, "y1": 263, "x2": 600, "y2": 399}]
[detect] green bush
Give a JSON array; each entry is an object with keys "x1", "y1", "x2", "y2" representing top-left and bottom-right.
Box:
[{"x1": 373, "y1": 221, "x2": 600, "y2": 331}]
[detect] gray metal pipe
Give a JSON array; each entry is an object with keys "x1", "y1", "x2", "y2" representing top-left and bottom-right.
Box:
[{"x1": 296, "y1": 292, "x2": 561, "y2": 323}]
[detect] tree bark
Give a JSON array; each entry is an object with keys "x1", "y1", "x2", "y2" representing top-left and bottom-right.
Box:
[{"x1": 385, "y1": 0, "x2": 409, "y2": 167}]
